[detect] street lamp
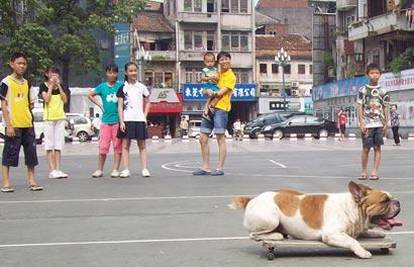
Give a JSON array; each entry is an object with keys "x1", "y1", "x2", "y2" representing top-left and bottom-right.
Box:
[
  {"x1": 275, "y1": 47, "x2": 291, "y2": 111},
  {"x1": 134, "y1": 29, "x2": 151, "y2": 83}
]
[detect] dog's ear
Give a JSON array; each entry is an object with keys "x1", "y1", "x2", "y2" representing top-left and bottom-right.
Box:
[{"x1": 349, "y1": 181, "x2": 369, "y2": 203}]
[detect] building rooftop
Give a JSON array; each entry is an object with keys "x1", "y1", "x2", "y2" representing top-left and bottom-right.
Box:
[
  {"x1": 256, "y1": 34, "x2": 312, "y2": 59},
  {"x1": 133, "y1": 11, "x2": 174, "y2": 33}
]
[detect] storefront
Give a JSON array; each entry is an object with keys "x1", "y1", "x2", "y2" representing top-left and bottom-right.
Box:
[
  {"x1": 182, "y1": 83, "x2": 257, "y2": 130},
  {"x1": 312, "y1": 68, "x2": 414, "y2": 136},
  {"x1": 147, "y1": 88, "x2": 183, "y2": 138}
]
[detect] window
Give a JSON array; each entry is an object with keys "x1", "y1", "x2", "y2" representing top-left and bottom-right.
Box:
[
  {"x1": 207, "y1": 0, "x2": 215, "y2": 12},
  {"x1": 154, "y1": 72, "x2": 163, "y2": 87},
  {"x1": 184, "y1": 0, "x2": 202, "y2": 12},
  {"x1": 284, "y1": 65, "x2": 291, "y2": 74},
  {"x1": 290, "y1": 116, "x2": 305, "y2": 125},
  {"x1": 221, "y1": 32, "x2": 249, "y2": 52},
  {"x1": 234, "y1": 69, "x2": 249, "y2": 83},
  {"x1": 231, "y1": 0, "x2": 239, "y2": 13},
  {"x1": 165, "y1": 72, "x2": 173, "y2": 87},
  {"x1": 184, "y1": 31, "x2": 192, "y2": 50},
  {"x1": 184, "y1": 0, "x2": 192, "y2": 11},
  {"x1": 298, "y1": 64, "x2": 306, "y2": 74},
  {"x1": 185, "y1": 68, "x2": 203, "y2": 83},
  {"x1": 185, "y1": 68, "x2": 193, "y2": 83},
  {"x1": 207, "y1": 32, "x2": 215, "y2": 51},
  {"x1": 309, "y1": 64, "x2": 313, "y2": 74},
  {"x1": 259, "y1": 64, "x2": 267, "y2": 74},
  {"x1": 222, "y1": 0, "x2": 229, "y2": 12},
  {"x1": 240, "y1": 0, "x2": 248, "y2": 13},
  {"x1": 194, "y1": 0, "x2": 202, "y2": 12},
  {"x1": 271, "y1": 64, "x2": 279, "y2": 74},
  {"x1": 194, "y1": 32, "x2": 203, "y2": 50},
  {"x1": 74, "y1": 116, "x2": 87, "y2": 124},
  {"x1": 144, "y1": 71, "x2": 154, "y2": 87},
  {"x1": 222, "y1": 33, "x2": 230, "y2": 51}
]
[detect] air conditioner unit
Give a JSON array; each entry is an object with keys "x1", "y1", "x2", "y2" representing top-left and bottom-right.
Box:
[{"x1": 291, "y1": 82, "x2": 300, "y2": 87}]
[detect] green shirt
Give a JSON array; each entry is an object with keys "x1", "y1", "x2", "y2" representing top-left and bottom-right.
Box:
[{"x1": 93, "y1": 81, "x2": 122, "y2": 124}]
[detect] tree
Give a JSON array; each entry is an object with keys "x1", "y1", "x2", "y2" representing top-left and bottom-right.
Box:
[{"x1": 0, "y1": 0, "x2": 146, "y2": 109}]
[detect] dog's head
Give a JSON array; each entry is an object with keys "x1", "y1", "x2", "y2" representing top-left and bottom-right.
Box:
[{"x1": 349, "y1": 181, "x2": 402, "y2": 230}]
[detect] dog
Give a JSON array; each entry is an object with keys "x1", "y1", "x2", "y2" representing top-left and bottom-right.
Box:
[{"x1": 229, "y1": 182, "x2": 401, "y2": 259}]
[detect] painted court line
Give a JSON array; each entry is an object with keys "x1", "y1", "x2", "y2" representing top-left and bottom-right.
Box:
[
  {"x1": 269, "y1": 160, "x2": 287, "y2": 169},
  {"x1": 0, "y1": 232, "x2": 413, "y2": 248}
]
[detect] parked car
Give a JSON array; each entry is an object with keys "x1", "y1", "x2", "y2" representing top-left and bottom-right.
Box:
[
  {"x1": 66, "y1": 113, "x2": 94, "y2": 142},
  {"x1": 261, "y1": 115, "x2": 338, "y2": 139},
  {"x1": 189, "y1": 119, "x2": 201, "y2": 138},
  {"x1": 244, "y1": 111, "x2": 305, "y2": 138},
  {"x1": 0, "y1": 109, "x2": 72, "y2": 144}
]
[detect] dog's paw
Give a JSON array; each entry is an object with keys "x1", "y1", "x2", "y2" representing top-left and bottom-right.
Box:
[{"x1": 355, "y1": 248, "x2": 372, "y2": 259}]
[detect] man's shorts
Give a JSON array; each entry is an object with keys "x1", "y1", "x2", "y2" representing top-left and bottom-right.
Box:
[
  {"x1": 100, "y1": 123, "x2": 121, "y2": 155},
  {"x1": 2, "y1": 127, "x2": 39, "y2": 167},
  {"x1": 44, "y1": 120, "x2": 66, "y2": 150},
  {"x1": 200, "y1": 108, "x2": 228, "y2": 135},
  {"x1": 362, "y1": 127, "x2": 384, "y2": 149}
]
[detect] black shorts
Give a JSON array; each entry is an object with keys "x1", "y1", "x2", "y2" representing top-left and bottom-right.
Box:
[
  {"x1": 117, "y1": 122, "x2": 148, "y2": 140},
  {"x1": 340, "y1": 124, "x2": 346, "y2": 133},
  {"x1": 2, "y1": 127, "x2": 39, "y2": 167},
  {"x1": 362, "y1": 127, "x2": 384, "y2": 149}
]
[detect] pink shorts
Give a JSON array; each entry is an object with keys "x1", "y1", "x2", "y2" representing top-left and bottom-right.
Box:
[{"x1": 99, "y1": 123, "x2": 121, "y2": 155}]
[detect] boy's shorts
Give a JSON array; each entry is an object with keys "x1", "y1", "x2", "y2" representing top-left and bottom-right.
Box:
[
  {"x1": 362, "y1": 127, "x2": 384, "y2": 149},
  {"x1": 2, "y1": 127, "x2": 38, "y2": 167},
  {"x1": 44, "y1": 120, "x2": 66, "y2": 150},
  {"x1": 99, "y1": 123, "x2": 121, "y2": 155},
  {"x1": 200, "y1": 108, "x2": 228, "y2": 135}
]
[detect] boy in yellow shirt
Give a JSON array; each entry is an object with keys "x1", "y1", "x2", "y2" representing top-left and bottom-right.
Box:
[{"x1": 0, "y1": 52, "x2": 43, "y2": 192}]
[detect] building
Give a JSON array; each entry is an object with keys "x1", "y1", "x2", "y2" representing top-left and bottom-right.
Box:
[
  {"x1": 163, "y1": 0, "x2": 257, "y2": 123},
  {"x1": 256, "y1": 0, "x2": 314, "y2": 39},
  {"x1": 255, "y1": 34, "x2": 313, "y2": 114},
  {"x1": 348, "y1": 0, "x2": 414, "y2": 71},
  {"x1": 310, "y1": 0, "x2": 337, "y2": 86}
]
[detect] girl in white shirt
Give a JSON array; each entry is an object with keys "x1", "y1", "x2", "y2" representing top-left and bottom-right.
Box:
[{"x1": 116, "y1": 62, "x2": 151, "y2": 178}]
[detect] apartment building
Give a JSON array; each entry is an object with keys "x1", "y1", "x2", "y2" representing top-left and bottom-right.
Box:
[{"x1": 163, "y1": 0, "x2": 257, "y2": 122}]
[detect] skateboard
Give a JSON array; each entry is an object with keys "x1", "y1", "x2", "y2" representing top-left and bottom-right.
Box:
[{"x1": 258, "y1": 237, "x2": 396, "y2": 260}]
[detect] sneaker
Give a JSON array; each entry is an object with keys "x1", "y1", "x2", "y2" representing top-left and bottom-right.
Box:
[
  {"x1": 48, "y1": 170, "x2": 61, "y2": 179},
  {"x1": 111, "y1": 169, "x2": 120, "y2": 178},
  {"x1": 120, "y1": 169, "x2": 131, "y2": 178},
  {"x1": 92, "y1": 170, "x2": 104, "y2": 178},
  {"x1": 142, "y1": 169, "x2": 151, "y2": 178},
  {"x1": 56, "y1": 170, "x2": 68, "y2": 178}
]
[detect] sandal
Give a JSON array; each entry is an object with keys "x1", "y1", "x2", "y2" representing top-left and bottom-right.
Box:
[
  {"x1": 369, "y1": 175, "x2": 379, "y2": 180},
  {"x1": 28, "y1": 184, "x2": 44, "y2": 191},
  {"x1": 358, "y1": 175, "x2": 368, "y2": 180},
  {"x1": 1, "y1": 186, "x2": 14, "y2": 193}
]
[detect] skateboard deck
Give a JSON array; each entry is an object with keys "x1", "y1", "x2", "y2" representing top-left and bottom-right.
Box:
[{"x1": 259, "y1": 237, "x2": 396, "y2": 260}]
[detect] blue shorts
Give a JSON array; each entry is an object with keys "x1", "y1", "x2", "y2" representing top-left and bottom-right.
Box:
[
  {"x1": 200, "y1": 108, "x2": 228, "y2": 135},
  {"x1": 2, "y1": 127, "x2": 38, "y2": 167}
]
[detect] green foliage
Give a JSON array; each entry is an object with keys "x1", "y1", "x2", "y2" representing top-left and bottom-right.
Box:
[
  {"x1": 389, "y1": 47, "x2": 414, "y2": 74},
  {"x1": 0, "y1": 0, "x2": 146, "y2": 86}
]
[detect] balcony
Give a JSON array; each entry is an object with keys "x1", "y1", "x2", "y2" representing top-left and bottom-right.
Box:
[
  {"x1": 349, "y1": 12, "x2": 414, "y2": 41},
  {"x1": 221, "y1": 14, "x2": 252, "y2": 30},
  {"x1": 179, "y1": 51, "x2": 206, "y2": 61},
  {"x1": 177, "y1": 12, "x2": 218, "y2": 23},
  {"x1": 337, "y1": 0, "x2": 357, "y2": 11},
  {"x1": 147, "y1": 51, "x2": 176, "y2": 61}
]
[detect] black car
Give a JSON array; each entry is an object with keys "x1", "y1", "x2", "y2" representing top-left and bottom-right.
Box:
[
  {"x1": 261, "y1": 115, "x2": 338, "y2": 139},
  {"x1": 244, "y1": 111, "x2": 305, "y2": 138}
]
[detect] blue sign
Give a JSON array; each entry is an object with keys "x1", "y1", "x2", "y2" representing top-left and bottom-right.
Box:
[
  {"x1": 182, "y1": 83, "x2": 257, "y2": 102},
  {"x1": 312, "y1": 76, "x2": 368, "y2": 101},
  {"x1": 114, "y1": 23, "x2": 130, "y2": 82}
]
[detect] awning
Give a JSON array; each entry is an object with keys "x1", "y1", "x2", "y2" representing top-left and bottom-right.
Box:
[{"x1": 149, "y1": 88, "x2": 183, "y2": 114}]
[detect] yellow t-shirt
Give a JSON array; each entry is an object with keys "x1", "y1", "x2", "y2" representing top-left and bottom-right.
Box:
[
  {"x1": 39, "y1": 83, "x2": 65, "y2": 121},
  {"x1": 214, "y1": 69, "x2": 236, "y2": 112},
  {"x1": 0, "y1": 75, "x2": 34, "y2": 128}
]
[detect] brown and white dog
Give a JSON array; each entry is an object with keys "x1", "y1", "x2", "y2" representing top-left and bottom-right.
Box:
[{"x1": 230, "y1": 182, "x2": 401, "y2": 258}]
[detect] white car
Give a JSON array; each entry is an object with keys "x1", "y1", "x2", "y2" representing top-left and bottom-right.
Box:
[
  {"x1": 0, "y1": 109, "x2": 45, "y2": 144},
  {"x1": 189, "y1": 119, "x2": 201, "y2": 138},
  {"x1": 65, "y1": 113, "x2": 94, "y2": 142}
]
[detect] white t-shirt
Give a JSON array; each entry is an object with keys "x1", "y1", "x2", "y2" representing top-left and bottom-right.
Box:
[
  {"x1": 116, "y1": 81, "x2": 150, "y2": 122},
  {"x1": 92, "y1": 117, "x2": 101, "y2": 130},
  {"x1": 233, "y1": 121, "x2": 241, "y2": 130}
]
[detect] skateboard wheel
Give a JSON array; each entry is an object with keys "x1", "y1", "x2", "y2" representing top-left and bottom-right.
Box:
[{"x1": 267, "y1": 252, "x2": 275, "y2": 261}]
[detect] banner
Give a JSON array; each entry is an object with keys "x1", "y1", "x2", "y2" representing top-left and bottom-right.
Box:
[{"x1": 182, "y1": 83, "x2": 257, "y2": 101}]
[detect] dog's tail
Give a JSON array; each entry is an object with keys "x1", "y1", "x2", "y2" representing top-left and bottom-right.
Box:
[{"x1": 228, "y1": 196, "x2": 252, "y2": 210}]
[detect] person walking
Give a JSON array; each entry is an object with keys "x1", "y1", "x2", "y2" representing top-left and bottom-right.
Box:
[
  {"x1": 180, "y1": 116, "x2": 189, "y2": 137},
  {"x1": 390, "y1": 104, "x2": 401, "y2": 146},
  {"x1": 337, "y1": 108, "x2": 347, "y2": 141}
]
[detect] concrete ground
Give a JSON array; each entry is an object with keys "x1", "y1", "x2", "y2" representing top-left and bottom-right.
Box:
[{"x1": 0, "y1": 138, "x2": 413, "y2": 267}]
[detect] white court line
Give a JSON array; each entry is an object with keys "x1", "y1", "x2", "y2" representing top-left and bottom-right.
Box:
[
  {"x1": 1, "y1": 190, "x2": 414, "y2": 205},
  {"x1": 269, "y1": 160, "x2": 287, "y2": 169},
  {"x1": 162, "y1": 161, "x2": 414, "y2": 180},
  {"x1": 0, "y1": 231, "x2": 413, "y2": 248}
]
